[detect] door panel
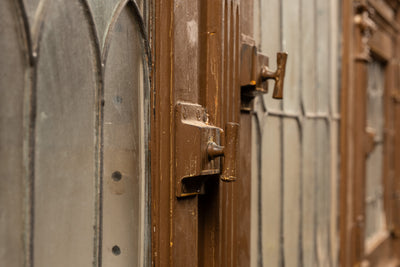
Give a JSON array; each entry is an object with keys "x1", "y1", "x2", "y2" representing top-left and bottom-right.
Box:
[
  {"x1": 152, "y1": 0, "x2": 242, "y2": 266},
  {"x1": 340, "y1": 1, "x2": 400, "y2": 265}
]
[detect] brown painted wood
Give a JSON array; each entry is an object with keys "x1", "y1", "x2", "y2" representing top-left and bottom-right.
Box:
[
  {"x1": 235, "y1": 113, "x2": 252, "y2": 267},
  {"x1": 152, "y1": 0, "x2": 245, "y2": 266},
  {"x1": 340, "y1": 1, "x2": 354, "y2": 266},
  {"x1": 151, "y1": 0, "x2": 173, "y2": 265},
  {"x1": 341, "y1": 1, "x2": 400, "y2": 266}
]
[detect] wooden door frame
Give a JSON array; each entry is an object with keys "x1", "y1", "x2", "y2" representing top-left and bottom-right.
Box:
[
  {"x1": 340, "y1": 0, "x2": 400, "y2": 266},
  {"x1": 149, "y1": 0, "x2": 253, "y2": 266}
]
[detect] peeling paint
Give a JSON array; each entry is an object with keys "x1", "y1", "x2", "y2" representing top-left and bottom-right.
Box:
[{"x1": 186, "y1": 20, "x2": 198, "y2": 47}]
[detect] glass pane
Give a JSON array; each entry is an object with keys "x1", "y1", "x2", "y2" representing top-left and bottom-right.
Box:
[
  {"x1": 250, "y1": 115, "x2": 260, "y2": 267},
  {"x1": 316, "y1": 0, "x2": 330, "y2": 113},
  {"x1": 282, "y1": 0, "x2": 301, "y2": 112},
  {"x1": 257, "y1": 0, "x2": 282, "y2": 111},
  {"x1": 365, "y1": 61, "x2": 386, "y2": 244},
  {"x1": 330, "y1": 120, "x2": 340, "y2": 267},
  {"x1": 315, "y1": 120, "x2": 331, "y2": 265},
  {"x1": 251, "y1": 0, "x2": 341, "y2": 266},
  {"x1": 301, "y1": 119, "x2": 317, "y2": 266},
  {"x1": 260, "y1": 116, "x2": 282, "y2": 266},
  {"x1": 330, "y1": 0, "x2": 340, "y2": 115},
  {"x1": 0, "y1": 1, "x2": 27, "y2": 266},
  {"x1": 301, "y1": 0, "x2": 317, "y2": 113},
  {"x1": 283, "y1": 118, "x2": 301, "y2": 267},
  {"x1": 34, "y1": 2, "x2": 99, "y2": 265},
  {"x1": 102, "y1": 5, "x2": 147, "y2": 266},
  {"x1": 87, "y1": 0, "x2": 146, "y2": 49}
]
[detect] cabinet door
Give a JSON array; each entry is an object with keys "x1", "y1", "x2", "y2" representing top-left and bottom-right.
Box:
[
  {"x1": 0, "y1": 1, "x2": 150, "y2": 266},
  {"x1": 341, "y1": 1, "x2": 400, "y2": 266},
  {"x1": 151, "y1": 1, "x2": 245, "y2": 266}
]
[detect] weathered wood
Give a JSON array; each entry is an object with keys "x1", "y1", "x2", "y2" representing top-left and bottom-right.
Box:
[
  {"x1": 394, "y1": 93, "x2": 400, "y2": 234},
  {"x1": 233, "y1": 113, "x2": 252, "y2": 266},
  {"x1": 339, "y1": 1, "x2": 354, "y2": 265},
  {"x1": 340, "y1": 1, "x2": 400, "y2": 265},
  {"x1": 151, "y1": 0, "x2": 173, "y2": 264},
  {"x1": 369, "y1": 30, "x2": 393, "y2": 62},
  {"x1": 172, "y1": 1, "x2": 200, "y2": 266}
]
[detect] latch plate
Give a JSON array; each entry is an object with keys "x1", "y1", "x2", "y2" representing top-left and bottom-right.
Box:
[{"x1": 175, "y1": 102, "x2": 223, "y2": 197}]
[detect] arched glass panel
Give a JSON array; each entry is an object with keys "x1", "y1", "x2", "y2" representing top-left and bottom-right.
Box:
[
  {"x1": 102, "y1": 3, "x2": 148, "y2": 266},
  {"x1": 34, "y1": 1, "x2": 101, "y2": 266}
]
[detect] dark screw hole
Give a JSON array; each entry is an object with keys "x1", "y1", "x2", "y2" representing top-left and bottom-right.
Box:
[
  {"x1": 112, "y1": 171, "x2": 122, "y2": 182},
  {"x1": 112, "y1": 245, "x2": 121, "y2": 256}
]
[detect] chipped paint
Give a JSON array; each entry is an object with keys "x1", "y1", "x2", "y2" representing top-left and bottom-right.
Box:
[{"x1": 186, "y1": 19, "x2": 198, "y2": 47}]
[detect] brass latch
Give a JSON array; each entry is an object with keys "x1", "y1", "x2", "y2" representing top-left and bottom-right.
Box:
[
  {"x1": 175, "y1": 102, "x2": 239, "y2": 197},
  {"x1": 240, "y1": 43, "x2": 288, "y2": 109}
]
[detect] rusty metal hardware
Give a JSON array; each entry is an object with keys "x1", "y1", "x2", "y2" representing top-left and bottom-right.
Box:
[
  {"x1": 240, "y1": 43, "x2": 287, "y2": 109},
  {"x1": 175, "y1": 102, "x2": 239, "y2": 197},
  {"x1": 260, "y1": 52, "x2": 287, "y2": 99},
  {"x1": 220, "y1": 122, "x2": 239, "y2": 181}
]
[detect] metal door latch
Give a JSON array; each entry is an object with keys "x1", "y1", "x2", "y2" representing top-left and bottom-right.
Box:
[
  {"x1": 240, "y1": 43, "x2": 288, "y2": 109},
  {"x1": 175, "y1": 102, "x2": 239, "y2": 197}
]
